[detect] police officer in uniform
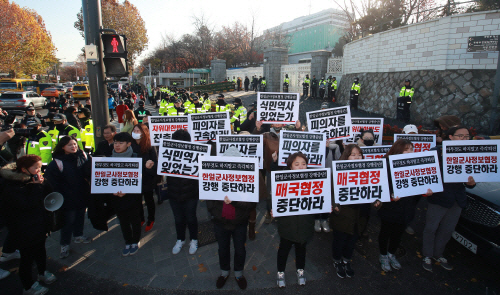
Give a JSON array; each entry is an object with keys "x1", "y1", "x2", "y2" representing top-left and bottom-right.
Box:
[
  {"x1": 186, "y1": 96, "x2": 210, "y2": 114},
  {"x1": 319, "y1": 77, "x2": 327, "y2": 99},
  {"x1": 25, "y1": 118, "x2": 53, "y2": 168},
  {"x1": 302, "y1": 74, "x2": 310, "y2": 98},
  {"x1": 214, "y1": 94, "x2": 230, "y2": 112},
  {"x1": 21, "y1": 106, "x2": 45, "y2": 127},
  {"x1": 230, "y1": 98, "x2": 247, "y2": 133},
  {"x1": 311, "y1": 75, "x2": 318, "y2": 98},
  {"x1": 134, "y1": 101, "x2": 152, "y2": 124},
  {"x1": 52, "y1": 113, "x2": 84, "y2": 149},
  {"x1": 397, "y1": 79, "x2": 415, "y2": 123},
  {"x1": 283, "y1": 74, "x2": 290, "y2": 92},
  {"x1": 350, "y1": 77, "x2": 361, "y2": 110},
  {"x1": 260, "y1": 77, "x2": 267, "y2": 92},
  {"x1": 331, "y1": 77, "x2": 338, "y2": 102},
  {"x1": 167, "y1": 99, "x2": 186, "y2": 116}
]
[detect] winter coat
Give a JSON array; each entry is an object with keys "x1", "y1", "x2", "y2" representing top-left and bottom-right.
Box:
[
  {"x1": 166, "y1": 176, "x2": 199, "y2": 202},
  {"x1": 122, "y1": 120, "x2": 135, "y2": 134},
  {"x1": 116, "y1": 105, "x2": 129, "y2": 123},
  {"x1": 253, "y1": 130, "x2": 280, "y2": 171},
  {"x1": 108, "y1": 97, "x2": 116, "y2": 110},
  {"x1": 131, "y1": 142, "x2": 158, "y2": 192},
  {"x1": 0, "y1": 163, "x2": 52, "y2": 248},
  {"x1": 330, "y1": 204, "x2": 371, "y2": 236},
  {"x1": 206, "y1": 200, "x2": 255, "y2": 231},
  {"x1": 44, "y1": 150, "x2": 91, "y2": 211}
]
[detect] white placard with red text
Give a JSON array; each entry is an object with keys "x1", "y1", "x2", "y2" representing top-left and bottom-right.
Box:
[
  {"x1": 345, "y1": 117, "x2": 384, "y2": 145},
  {"x1": 394, "y1": 134, "x2": 436, "y2": 152},
  {"x1": 278, "y1": 131, "x2": 326, "y2": 168},
  {"x1": 333, "y1": 159, "x2": 391, "y2": 205},
  {"x1": 360, "y1": 146, "x2": 392, "y2": 160},
  {"x1": 271, "y1": 168, "x2": 331, "y2": 217},
  {"x1": 91, "y1": 157, "x2": 142, "y2": 194},
  {"x1": 149, "y1": 116, "x2": 189, "y2": 146},
  {"x1": 306, "y1": 106, "x2": 352, "y2": 140},
  {"x1": 388, "y1": 151, "x2": 443, "y2": 198}
]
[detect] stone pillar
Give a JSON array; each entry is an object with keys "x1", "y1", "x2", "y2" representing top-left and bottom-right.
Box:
[
  {"x1": 311, "y1": 50, "x2": 331, "y2": 79},
  {"x1": 263, "y1": 47, "x2": 288, "y2": 92},
  {"x1": 210, "y1": 59, "x2": 226, "y2": 83}
]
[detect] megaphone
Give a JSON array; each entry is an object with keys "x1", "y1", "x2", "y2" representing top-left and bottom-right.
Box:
[{"x1": 44, "y1": 192, "x2": 64, "y2": 212}]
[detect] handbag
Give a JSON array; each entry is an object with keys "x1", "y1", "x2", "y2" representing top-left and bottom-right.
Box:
[{"x1": 158, "y1": 180, "x2": 169, "y2": 202}]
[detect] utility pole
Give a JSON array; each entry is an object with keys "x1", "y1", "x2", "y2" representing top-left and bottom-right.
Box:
[{"x1": 82, "y1": 0, "x2": 109, "y2": 144}]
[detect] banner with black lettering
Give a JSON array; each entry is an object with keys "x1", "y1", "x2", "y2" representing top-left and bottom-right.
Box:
[
  {"x1": 278, "y1": 131, "x2": 326, "y2": 168},
  {"x1": 442, "y1": 140, "x2": 499, "y2": 182},
  {"x1": 157, "y1": 139, "x2": 212, "y2": 179},
  {"x1": 388, "y1": 151, "x2": 443, "y2": 197},
  {"x1": 394, "y1": 134, "x2": 436, "y2": 152},
  {"x1": 345, "y1": 117, "x2": 384, "y2": 145},
  {"x1": 257, "y1": 92, "x2": 300, "y2": 124},
  {"x1": 216, "y1": 135, "x2": 264, "y2": 169},
  {"x1": 188, "y1": 112, "x2": 231, "y2": 142},
  {"x1": 360, "y1": 146, "x2": 392, "y2": 159},
  {"x1": 271, "y1": 169, "x2": 331, "y2": 217},
  {"x1": 91, "y1": 157, "x2": 142, "y2": 194},
  {"x1": 332, "y1": 159, "x2": 391, "y2": 205},
  {"x1": 199, "y1": 157, "x2": 259, "y2": 202},
  {"x1": 306, "y1": 106, "x2": 352, "y2": 140},
  {"x1": 149, "y1": 116, "x2": 189, "y2": 146}
]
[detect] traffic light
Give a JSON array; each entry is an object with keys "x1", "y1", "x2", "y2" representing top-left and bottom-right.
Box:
[{"x1": 101, "y1": 34, "x2": 128, "y2": 77}]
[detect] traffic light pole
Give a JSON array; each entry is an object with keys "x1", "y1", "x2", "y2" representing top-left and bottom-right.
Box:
[{"x1": 82, "y1": 0, "x2": 109, "y2": 144}]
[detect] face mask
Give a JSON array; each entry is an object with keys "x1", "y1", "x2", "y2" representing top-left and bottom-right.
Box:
[
  {"x1": 132, "y1": 132, "x2": 141, "y2": 139},
  {"x1": 55, "y1": 124, "x2": 65, "y2": 131},
  {"x1": 364, "y1": 139, "x2": 374, "y2": 146}
]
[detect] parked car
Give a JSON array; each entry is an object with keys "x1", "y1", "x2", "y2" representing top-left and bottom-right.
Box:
[
  {"x1": 454, "y1": 182, "x2": 500, "y2": 266},
  {"x1": 39, "y1": 83, "x2": 55, "y2": 93},
  {"x1": 41, "y1": 87, "x2": 64, "y2": 99},
  {"x1": 0, "y1": 91, "x2": 46, "y2": 109},
  {"x1": 72, "y1": 84, "x2": 90, "y2": 100}
]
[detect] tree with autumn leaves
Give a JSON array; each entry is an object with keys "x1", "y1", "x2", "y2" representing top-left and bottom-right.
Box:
[
  {"x1": 0, "y1": 0, "x2": 57, "y2": 78},
  {"x1": 74, "y1": 0, "x2": 148, "y2": 74}
]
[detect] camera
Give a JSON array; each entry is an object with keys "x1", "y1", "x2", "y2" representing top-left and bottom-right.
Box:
[{"x1": 1, "y1": 125, "x2": 36, "y2": 137}]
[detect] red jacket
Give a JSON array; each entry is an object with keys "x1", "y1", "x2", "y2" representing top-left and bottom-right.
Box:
[{"x1": 115, "y1": 105, "x2": 129, "y2": 123}]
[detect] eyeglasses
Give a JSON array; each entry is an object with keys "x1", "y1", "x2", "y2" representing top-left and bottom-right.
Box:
[{"x1": 453, "y1": 134, "x2": 470, "y2": 139}]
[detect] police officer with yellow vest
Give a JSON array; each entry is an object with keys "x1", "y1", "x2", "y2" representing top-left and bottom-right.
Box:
[
  {"x1": 283, "y1": 74, "x2": 290, "y2": 92},
  {"x1": 397, "y1": 79, "x2": 415, "y2": 123},
  {"x1": 319, "y1": 77, "x2": 327, "y2": 99},
  {"x1": 230, "y1": 98, "x2": 247, "y2": 133},
  {"x1": 78, "y1": 108, "x2": 95, "y2": 153},
  {"x1": 331, "y1": 77, "x2": 338, "y2": 102},
  {"x1": 186, "y1": 96, "x2": 210, "y2": 114},
  {"x1": 350, "y1": 77, "x2": 361, "y2": 110},
  {"x1": 25, "y1": 118, "x2": 53, "y2": 167},
  {"x1": 52, "y1": 113, "x2": 84, "y2": 150},
  {"x1": 159, "y1": 94, "x2": 171, "y2": 116},
  {"x1": 302, "y1": 74, "x2": 310, "y2": 98},
  {"x1": 214, "y1": 94, "x2": 230, "y2": 112},
  {"x1": 167, "y1": 99, "x2": 186, "y2": 116},
  {"x1": 260, "y1": 77, "x2": 267, "y2": 92}
]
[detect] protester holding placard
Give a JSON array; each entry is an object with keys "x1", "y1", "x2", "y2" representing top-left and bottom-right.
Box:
[
  {"x1": 45, "y1": 136, "x2": 92, "y2": 259},
  {"x1": 206, "y1": 147, "x2": 255, "y2": 290},
  {"x1": 356, "y1": 129, "x2": 378, "y2": 147},
  {"x1": 422, "y1": 126, "x2": 476, "y2": 272},
  {"x1": 331, "y1": 145, "x2": 381, "y2": 279},
  {"x1": 271, "y1": 152, "x2": 315, "y2": 288},
  {"x1": 131, "y1": 124, "x2": 158, "y2": 233},
  {"x1": 167, "y1": 129, "x2": 201, "y2": 256},
  {"x1": 378, "y1": 139, "x2": 433, "y2": 272}
]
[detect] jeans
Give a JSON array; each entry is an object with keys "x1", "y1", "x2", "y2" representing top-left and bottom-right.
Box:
[
  {"x1": 423, "y1": 202, "x2": 462, "y2": 258},
  {"x1": 117, "y1": 206, "x2": 142, "y2": 245},
  {"x1": 332, "y1": 230, "x2": 358, "y2": 261},
  {"x1": 19, "y1": 238, "x2": 46, "y2": 290},
  {"x1": 315, "y1": 213, "x2": 330, "y2": 220},
  {"x1": 169, "y1": 198, "x2": 198, "y2": 241},
  {"x1": 60, "y1": 208, "x2": 86, "y2": 246},
  {"x1": 214, "y1": 222, "x2": 247, "y2": 272},
  {"x1": 2, "y1": 230, "x2": 16, "y2": 253},
  {"x1": 378, "y1": 220, "x2": 406, "y2": 255},
  {"x1": 277, "y1": 237, "x2": 307, "y2": 272},
  {"x1": 140, "y1": 190, "x2": 155, "y2": 222},
  {"x1": 108, "y1": 109, "x2": 114, "y2": 120}
]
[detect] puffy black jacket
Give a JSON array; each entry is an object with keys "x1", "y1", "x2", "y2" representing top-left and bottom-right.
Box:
[
  {"x1": 166, "y1": 176, "x2": 199, "y2": 202},
  {"x1": 206, "y1": 200, "x2": 255, "y2": 231}
]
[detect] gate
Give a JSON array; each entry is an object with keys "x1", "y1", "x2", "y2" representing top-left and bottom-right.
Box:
[{"x1": 280, "y1": 64, "x2": 311, "y2": 94}]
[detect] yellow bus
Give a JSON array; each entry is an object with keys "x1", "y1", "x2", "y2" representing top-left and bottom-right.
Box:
[{"x1": 0, "y1": 78, "x2": 40, "y2": 94}]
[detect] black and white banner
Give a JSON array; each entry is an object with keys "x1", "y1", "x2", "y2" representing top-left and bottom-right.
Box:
[
  {"x1": 157, "y1": 139, "x2": 212, "y2": 179},
  {"x1": 188, "y1": 112, "x2": 231, "y2": 142},
  {"x1": 278, "y1": 131, "x2": 326, "y2": 168},
  {"x1": 257, "y1": 92, "x2": 300, "y2": 124},
  {"x1": 360, "y1": 145, "x2": 392, "y2": 160},
  {"x1": 394, "y1": 134, "x2": 436, "y2": 153},
  {"x1": 91, "y1": 157, "x2": 142, "y2": 194},
  {"x1": 149, "y1": 116, "x2": 189, "y2": 146},
  {"x1": 216, "y1": 135, "x2": 264, "y2": 169},
  {"x1": 306, "y1": 106, "x2": 352, "y2": 140},
  {"x1": 345, "y1": 117, "x2": 384, "y2": 145}
]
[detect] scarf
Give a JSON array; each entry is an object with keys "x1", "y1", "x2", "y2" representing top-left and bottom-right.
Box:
[
  {"x1": 221, "y1": 203, "x2": 235, "y2": 220},
  {"x1": 112, "y1": 146, "x2": 133, "y2": 158}
]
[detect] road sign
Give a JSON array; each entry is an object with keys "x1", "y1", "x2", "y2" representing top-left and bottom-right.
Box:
[
  {"x1": 32, "y1": 74, "x2": 36, "y2": 79},
  {"x1": 85, "y1": 45, "x2": 99, "y2": 62},
  {"x1": 57, "y1": 75, "x2": 60, "y2": 81},
  {"x1": 467, "y1": 35, "x2": 499, "y2": 52}
]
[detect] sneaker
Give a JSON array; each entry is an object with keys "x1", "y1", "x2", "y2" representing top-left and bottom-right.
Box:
[
  {"x1": 405, "y1": 226, "x2": 415, "y2": 235},
  {"x1": 74, "y1": 236, "x2": 92, "y2": 244},
  {"x1": 172, "y1": 240, "x2": 185, "y2": 255},
  {"x1": 24, "y1": 281, "x2": 48, "y2": 295},
  {"x1": 0, "y1": 268, "x2": 10, "y2": 280},
  {"x1": 277, "y1": 272, "x2": 286, "y2": 288},
  {"x1": 122, "y1": 245, "x2": 131, "y2": 257},
  {"x1": 314, "y1": 220, "x2": 321, "y2": 232},
  {"x1": 145, "y1": 221, "x2": 154, "y2": 232},
  {"x1": 265, "y1": 212, "x2": 273, "y2": 224},
  {"x1": 38, "y1": 271, "x2": 57, "y2": 284},
  {"x1": 235, "y1": 276, "x2": 247, "y2": 290},
  {"x1": 388, "y1": 253, "x2": 401, "y2": 270},
  {"x1": 0, "y1": 250, "x2": 20, "y2": 262},
  {"x1": 433, "y1": 257, "x2": 453, "y2": 270},
  {"x1": 343, "y1": 261, "x2": 354, "y2": 277},
  {"x1": 379, "y1": 254, "x2": 392, "y2": 272},
  {"x1": 129, "y1": 244, "x2": 139, "y2": 256},
  {"x1": 60, "y1": 245, "x2": 70, "y2": 259},
  {"x1": 321, "y1": 220, "x2": 331, "y2": 233},
  {"x1": 334, "y1": 261, "x2": 346, "y2": 278},
  {"x1": 422, "y1": 257, "x2": 433, "y2": 272},
  {"x1": 189, "y1": 240, "x2": 198, "y2": 255},
  {"x1": 296, "y1": 269, "x2": 306, "y2": 286}
]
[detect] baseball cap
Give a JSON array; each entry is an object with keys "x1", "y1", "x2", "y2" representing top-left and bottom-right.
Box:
[
  {"x1": 403, "y1": 124, "x2": 418, "y2": 134},
  {"x1": 26, "y1": 106, "x2": 35, "y2": 111},
  {"x1": 26, "y1": 117, "x2": 41, "y2": 127},
  {"x1": 174, "y1": 99, "x2": 181, "y2": 103},
  {"x1": 52, "y1": 113, "x2": 67, "y2": 121},
  {"x1": 234, "y1": 98, "x2": 242, "y2": 104},
  {"x1": 217, "y1": 94, "x2": 224, "y2": 99}
]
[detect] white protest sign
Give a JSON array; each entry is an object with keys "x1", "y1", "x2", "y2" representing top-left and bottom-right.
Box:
[
  {"x1": 389, "y1": 151, "x2": 443, "y2": 197},
  {"x1": 199, "y1": 156, "x2": 259, "y2": 202},
  {"x1": 442, "y1": 140, "x2": 499, "y2": 183},
  {"x1": 216, "y1": 135, "x2": 264, "y2": 169},
  {"x1": 149, "y1": 116, "x2": 189, "y2": 146},
  {"x1": 306, "y1": 106, "x2": 352, "y2": 140},
  {"x1": 332, "y1": 159, "x2": 391, "y2": 205},
  {"x1": 257, "y1": 92, "x2": 300, "y2": 124},
  {"x1": 271, "y1": 168, "x2": 331, "y2": 217},
  {"x1": 278, "y1": 131, "x2": 326, "y2": 168},
  {"x1": 157, "y1": 139, "x2": 211, "y2": 179},
  {"x1": 360, "y1": 145, "x2": 392, "y2": 160},
  {"x1": 91, "y1": 157, "x2": 142, "y2": 194},
  {"x1": 394, "y1": 134, "x2": 436, "y2": 152},
  {"x1": 188, "y1": 112, "x2": 231, "y2": 142},
  {"x1": 344, "y1": 117, "x2": 384, "y2": 145}
]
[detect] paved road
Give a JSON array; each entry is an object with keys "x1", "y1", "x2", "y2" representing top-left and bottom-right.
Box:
[{"x1": 1, "y1": 92, "x2": 499, "y2": 295}]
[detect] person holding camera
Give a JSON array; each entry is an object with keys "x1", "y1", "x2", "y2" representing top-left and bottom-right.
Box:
[
  {"x1": 21, "y1": 106, "x2": 46, "y2": 128},
  {"x1": 0, "y1": 155, "x2": 57, "y2": 295}
]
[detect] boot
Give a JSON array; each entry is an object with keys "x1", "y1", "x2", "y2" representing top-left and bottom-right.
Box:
[{"x1": 248, "y1": 221, "x2": 256, "y2": 240}]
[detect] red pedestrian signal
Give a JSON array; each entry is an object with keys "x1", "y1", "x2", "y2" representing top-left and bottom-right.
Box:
[
  {"x1": 101, "y1": 33, "x2": 128, "y2": 77},
  {"x1": 111, "y1": 37, "x2": 119, "y2": 53}
]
